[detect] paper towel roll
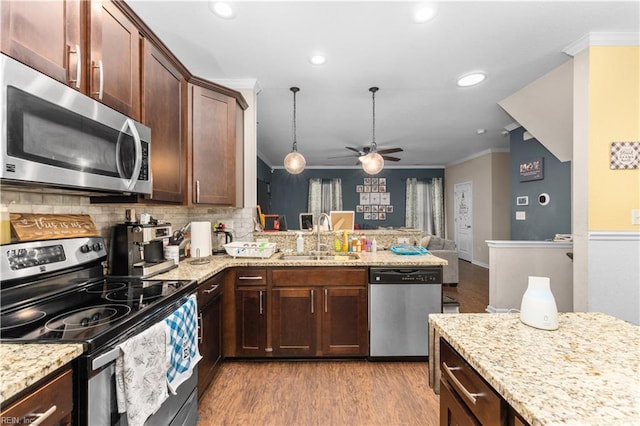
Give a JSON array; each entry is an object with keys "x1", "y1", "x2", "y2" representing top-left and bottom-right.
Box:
[{"x1": 190, "y1": 221, "x2": 211, "y2": 258}]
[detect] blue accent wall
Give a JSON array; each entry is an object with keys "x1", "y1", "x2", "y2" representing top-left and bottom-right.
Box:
[
  {"x1": 268, "y1": 168, "x2": 444, "y2": 229},
  {"x1": 257, "y1": 157, "x2": 272, "y2": 183},
  {"x1": 510, "y1": 127, "x2": 571, "y2": 240}
]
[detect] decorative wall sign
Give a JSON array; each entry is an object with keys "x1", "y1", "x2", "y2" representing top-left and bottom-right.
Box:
[
  {"x1": 610, "y1": 141, "x2": 639, "y2": 169},
  {"x1": 519, "y1": 157, "x2": 544, "y2": 182},
  {"x1": 10, "y1": 213, "x2": 99, "y2": 241}
]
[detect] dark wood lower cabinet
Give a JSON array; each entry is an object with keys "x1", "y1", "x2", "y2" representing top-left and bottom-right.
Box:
[
  {"x1": 0, "y1": 367, "x2": 73, "y2": 426},
  {"x1": 197, "y1": 274, "x2": 223, "y2": 397},
  {"x1": 272, "y1": 288, "x2": 317, "y2": 357},
  {"x1": 321, "y1": 286, "x2": 368, "y2": 356},
  {"x1": 235, "y1": 287, "x2": 267, "y2": 356}
]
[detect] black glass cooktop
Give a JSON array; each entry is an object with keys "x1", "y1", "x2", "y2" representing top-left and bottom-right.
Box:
[{"x1": 0, "y1": 277, "x2": 196, "y2": 351}]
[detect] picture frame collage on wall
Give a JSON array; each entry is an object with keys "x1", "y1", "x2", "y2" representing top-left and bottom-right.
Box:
[{"x1": 356, "y1": 177, "x2": 393, "y2": 220}]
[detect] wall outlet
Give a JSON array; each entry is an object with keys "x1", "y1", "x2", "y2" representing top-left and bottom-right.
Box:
[
  {"x1": 632, "y1": 209, "x2": 640, "y2": 225},
  {"x1": 515, "y1": 211, "x2": 526, "y2": 221},
  {"x1": 397, "y1": 237, "x2": 410, "y2": 244}
]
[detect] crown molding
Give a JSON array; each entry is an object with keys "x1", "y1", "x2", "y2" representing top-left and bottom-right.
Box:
[
  {"x1": 504, "y1": 122, "x2": 521, "y2": 132},
  {"x1": 446, "y1": 148, "x2": 510, "y2": 167},
  {"x1": 211, "y1": 78, "x2": 262, "y2": 94},
  {"x1": 563, "y1": 32, "x2": 640, "y2": 57}
]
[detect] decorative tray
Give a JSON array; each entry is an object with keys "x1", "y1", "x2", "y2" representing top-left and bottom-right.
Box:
[
  {"x1": 224, "y1": 242, "x2": 277, "y2": 258},
  {"x1": 390, "y1": 244, "x2": 429, "y2": 255}
]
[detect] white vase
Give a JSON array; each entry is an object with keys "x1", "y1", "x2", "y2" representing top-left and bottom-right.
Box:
[{"x1": 520, "y1": 276, "x2": 559, "y2": 330}]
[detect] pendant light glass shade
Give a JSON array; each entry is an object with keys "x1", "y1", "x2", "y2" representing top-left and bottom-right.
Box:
[
  {"x1": 284, "y1": 87, "x2": 306, "y2": 174},
  {"x1": 284, "y1": 151, "x2": 306, "y2": 174},
  {"x1": 363, "y1": 87, "x2": 384, "y2": 175},
  {"x1": 361, "y1": 152, "x2": 384, "y2": 175}
]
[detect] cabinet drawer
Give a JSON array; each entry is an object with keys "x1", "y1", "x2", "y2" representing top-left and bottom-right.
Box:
[
  {"x1": 198, "y1": 275, "x2": 223, "y2": 308},
  {"x1": 1, "y1": 368, "x2": 73, "y2": 425},
  {"x1": 440, "y1": 339, "x2": 504, "y2": 426},
  {"x1": 235, "y1": 268, "x2": 267, "y2": 285},
  {"x1": 271, "y1": 267, "x2": 367, "y2": 286}
]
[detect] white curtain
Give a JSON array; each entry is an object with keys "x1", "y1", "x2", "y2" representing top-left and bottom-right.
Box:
[
  {"x1": 405, "y1": 177, "x2": 444, "y2": 237},
  {"x1": 308, "y1": 178, "x2": 343, "y2": 220}
]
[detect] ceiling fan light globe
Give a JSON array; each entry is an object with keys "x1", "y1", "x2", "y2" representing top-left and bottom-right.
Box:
[
  {"x1": 284, "y1": 151, "x2": 306, "y2": 174},
  {"x1": 362, "y1": 152, "x2": 384, "y2": 175}
]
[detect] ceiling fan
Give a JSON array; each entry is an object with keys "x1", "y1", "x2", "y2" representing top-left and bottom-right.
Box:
[{"x1": 331, "y1": 87, "x2": 403, "y2": 164}]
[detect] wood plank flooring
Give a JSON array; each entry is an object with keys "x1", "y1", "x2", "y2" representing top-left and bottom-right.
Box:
[
  {"x1": 198, "y1": 260, "x2": 489, "y2": 426},
  {"x1": 198, "y1": 361, "x2": 439, "y2": 426}
]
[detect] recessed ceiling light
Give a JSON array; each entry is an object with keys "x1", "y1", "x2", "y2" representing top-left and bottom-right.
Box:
[
  {"x1": 309, "y1": 55, "x2": 327, "y2": 65},
  {"x1": 209, "y1": 1, "x2": 235, "y2": 19},
  {"x1": 414, "y1": 4, "x2": 437, "y2": 23},
  {"x1": 457, "y1": 72, "x2": 486, "y2": 87},
  {"x1": 476, "y1": 129, "x2": 486, "y2": 135}
]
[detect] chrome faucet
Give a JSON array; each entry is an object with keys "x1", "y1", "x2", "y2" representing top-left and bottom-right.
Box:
[{"x1": 315, "y1": 213, "x2": 331, "y2": 255}]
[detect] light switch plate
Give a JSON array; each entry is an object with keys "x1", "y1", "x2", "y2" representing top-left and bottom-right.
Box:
[
  {"x1": 632, "y1": 209, "x2": 640, "y2": 225},
  {"x1": 516, "y1": 211, "x2": 526, "y2": 220}
]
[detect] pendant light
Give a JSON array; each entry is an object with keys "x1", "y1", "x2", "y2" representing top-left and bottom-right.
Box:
[
  {"x1": 360, "y1": 87, "x2": 384, "y2": 175},
  {"x1": 284, "y1": 87, "x2": 306, "y2": 174}
]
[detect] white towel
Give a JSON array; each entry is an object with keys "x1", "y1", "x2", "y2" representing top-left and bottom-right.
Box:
[
  {"x1": 115, "y1": 321, "x2": 169, "y2": 426},
  {"x1": 164, "y1": 294, "x2": 202, "y2": 394}
]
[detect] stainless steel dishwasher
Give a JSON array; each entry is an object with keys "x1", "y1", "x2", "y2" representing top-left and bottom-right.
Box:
[{"x1": 369, "y1": 267, "x2": 442, "y2": 358}]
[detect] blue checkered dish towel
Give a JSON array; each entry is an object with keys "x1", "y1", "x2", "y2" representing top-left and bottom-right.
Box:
[{"x1": 164, "y1": 294, "x2": 202, "y2": 394}]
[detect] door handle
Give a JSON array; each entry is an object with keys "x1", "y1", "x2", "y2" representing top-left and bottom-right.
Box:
[
  {"x1": 92, "y1": 59, "x2": 104, "y2": 100},
  {"x1": 204, "y1": 284, "x2": 218, "y2": 294},
  {"x1": 259, "y1": 290, "x2": 264, "y2": 315},
  {"x1": 310, "y1": 289, "x2": 314, "y2": 314},
  {"x1": 196, "y1": 180, "x2": 200, "y2": 203},
  {"x1": 115, "y1": 119, "x2": 142, "y2": 191},
  {"x1": 29, "y1": 405, "x2": 57, "y2": 426},
  {"x1": 68, "y1": 44, "x2": 81, "y2": 89},
  {"x1": 324, "y1": 288, "x2": 328, "y2": 313},
  {"x1": 197, "y1": 313, "x2": 203, "y2": 343}
]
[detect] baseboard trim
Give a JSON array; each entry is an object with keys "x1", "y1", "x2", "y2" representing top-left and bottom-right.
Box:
[{"x1": 471, "y1": 259, "x2": 489, "y2": 269}]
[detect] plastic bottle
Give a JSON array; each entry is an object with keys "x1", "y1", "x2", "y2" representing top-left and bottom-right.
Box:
[
  {"x1": 296, "y1": 232, "x2": 304, "y2": 253},
  {"x1": 342, "y1": 230, "x2": 348, "y2": 252},
  {"x1": 371, "y1": 237, "x2": 377, "y2": 253},
  {"x1": 333, "y1": 233, "x2": 342, "y2": 252}
]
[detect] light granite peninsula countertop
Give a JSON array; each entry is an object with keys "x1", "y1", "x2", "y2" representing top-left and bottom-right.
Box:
[
  {"x1": 156, "y1": 249, "x2": 447, "y2": 284},
  {"x1": 429, "y1": 312, "x2": 640, "y2": 426},
  {"x1": 0, "y1": 343, "x2": 84, "y2": 405}
]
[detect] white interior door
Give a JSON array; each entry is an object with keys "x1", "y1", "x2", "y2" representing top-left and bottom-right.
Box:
[{"x1": 454, "y1": 182, "x2": 473, "y2": 262}]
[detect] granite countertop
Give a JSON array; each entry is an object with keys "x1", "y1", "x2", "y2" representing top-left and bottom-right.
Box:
[
  {"x1": 156, "y1": 250, "x2": 447, "y2": 283},
  {"x1": 0, "y1": 343, "x2": 84, "y2": 405},
  {"x1": 429, "y1": 312, "x2": 640, "y2": 425}
]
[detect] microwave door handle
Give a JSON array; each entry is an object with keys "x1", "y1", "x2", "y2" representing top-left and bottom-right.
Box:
[{"x1": 115, "y1": 119, "x2": 143, "y2": 191}]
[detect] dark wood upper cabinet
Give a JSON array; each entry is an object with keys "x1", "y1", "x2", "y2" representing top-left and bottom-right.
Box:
[
  {"x1": 141, "y1": 39, "x2": 185, "y2": 203},
  {"x1": 1, "y1": 0, "x2": 83, "y2": 90},
  {"x1": 189, "y1": 84, "x2": 237, "y2": 205},
  {"x1": 89, "y1": 0, "x2": 141, "y2": 120}
]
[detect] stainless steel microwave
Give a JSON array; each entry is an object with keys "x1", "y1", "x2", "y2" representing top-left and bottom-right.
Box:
[{"x1": 0, "y1": 54, "x2": 151, "y2": 195}]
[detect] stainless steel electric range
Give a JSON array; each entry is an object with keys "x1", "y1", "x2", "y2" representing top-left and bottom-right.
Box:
[{"x1": 0, "y1": 236, "x2": 199, "y2": 425}]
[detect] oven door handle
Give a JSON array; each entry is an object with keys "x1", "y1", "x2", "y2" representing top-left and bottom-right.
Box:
[{"x1": 92, "y1": 346, "x2": 122, "y2": 371}]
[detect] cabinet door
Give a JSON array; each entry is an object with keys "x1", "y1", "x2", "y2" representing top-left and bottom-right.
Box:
[
  {"x1": 142, "y1": 39, "x2": 185, "y2": 203},
  {"x1": 1, "y1": 0, "x2": 82, "y2": 89},
  {"x1": 1, "y1": 368, "x2": 74, "y2": 426},
  {"x1": 198, "y1": 292, "x2": 222, "y2": 397},
  {"x1": 272, "y1": 288, "x2": 317, "y2": 357},
  {"x1": 439, "y1": 379, "x2": 480, "y2": 426},
  {"x1": 235, "y1": 287, "x2": 266, "y2": 356},
  {"x1": 190, "y1": 84, "x2": 236, "y2": 205},
  {"x1": 321, "y1": 287, "x2": 368, "y2": 356},
  {"x1": 89, "y1": 0, "x2": 140, "y2": 119}
]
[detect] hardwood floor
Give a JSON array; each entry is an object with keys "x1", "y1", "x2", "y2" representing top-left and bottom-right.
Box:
[
  {"x1": 198, "y1": 361, "x2": 439, "y2": 426},
  {"x1": 198, "y1": 260, "x2": 489, "y2": 425},
  {"x1": 443, "y1": 260, "x2": 489, "y2": 313}
]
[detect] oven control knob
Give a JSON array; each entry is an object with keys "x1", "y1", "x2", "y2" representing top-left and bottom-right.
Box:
[
  {"x1": 80, "y1": 244, "x2": 91, "y2": 253},
  {"x1": 93, "y1": 242, "x2": 103, "y2": 252}
]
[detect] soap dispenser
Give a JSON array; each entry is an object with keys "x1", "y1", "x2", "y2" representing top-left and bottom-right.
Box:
[{"x1": 296, "y1": 232, "x2": 304, "y2": 253}]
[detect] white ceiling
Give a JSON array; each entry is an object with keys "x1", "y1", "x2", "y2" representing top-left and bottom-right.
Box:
[{"x1": 127, "y1": 1, "x2": 639, "y2": 168}]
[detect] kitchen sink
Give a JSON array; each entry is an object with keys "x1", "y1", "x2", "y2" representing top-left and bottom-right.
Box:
[{"x1": 279, "y1": 252, "x2": 360, "y2": 261}]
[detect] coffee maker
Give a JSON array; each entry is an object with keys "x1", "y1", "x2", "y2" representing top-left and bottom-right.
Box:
[{"x1": 109, "y1": 223, "x2": 176, "y2": 277}]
